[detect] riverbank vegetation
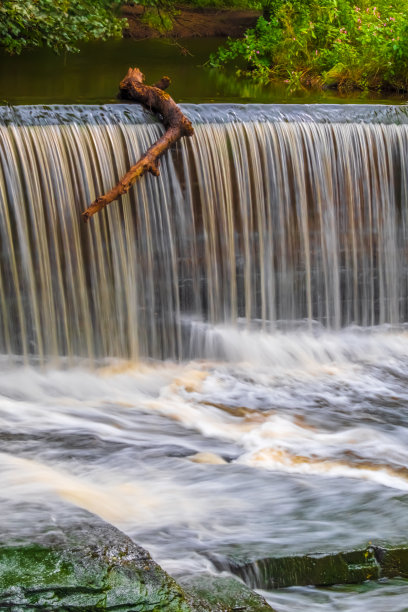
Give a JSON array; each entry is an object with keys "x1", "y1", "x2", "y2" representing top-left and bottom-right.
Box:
[
  {"x1": 2, "y1": 0, "x2": 407, "y2": 94},
  {"x1": 0, "y1": 0, "x2": 260, "y2": 54},
  {"x1": 210, "y1": 0, "x2": 408, "y2": 92},
  {"x1": 0, "y1": 0, "x2": 126, "y2": 54},
  {"x1": 131, "y1": 1, "x2": 257, "y2": 34}
]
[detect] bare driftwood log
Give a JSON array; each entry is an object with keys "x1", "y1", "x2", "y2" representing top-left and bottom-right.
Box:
[{"x1": 82, "y1": 68, "x2": 194, "y2": 222}]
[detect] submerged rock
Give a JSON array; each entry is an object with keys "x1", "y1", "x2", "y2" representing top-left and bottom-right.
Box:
[
  {"x1": 219, "y1": 548, "x2": 380, "y2": 589},
  {"x1": 188, "y1": 452, "x2": 228, "y2": 465},
  {"x1": 373, "y1": 546, "x2": 408, "y2": 579},
  {"x1": 212, "y1": 545, "x2": 408, "y2": 589},
  {"x1": 180, "y1": 573, "x2": 273, "y2": 611}
]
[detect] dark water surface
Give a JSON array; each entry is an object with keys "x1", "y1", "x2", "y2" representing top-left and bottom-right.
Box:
[{"x1": 1, "y1": 38, "x2": 408, "y2": 105}]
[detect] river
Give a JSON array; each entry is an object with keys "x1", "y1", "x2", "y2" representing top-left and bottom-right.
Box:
[{"x1": 1, "y1": 57, "x2": 408, "y2": 609}]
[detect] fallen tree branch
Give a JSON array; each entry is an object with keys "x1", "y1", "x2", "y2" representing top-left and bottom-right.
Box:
[{"x1": 82, "y1": 68, "x2": 194, "y2": 222}]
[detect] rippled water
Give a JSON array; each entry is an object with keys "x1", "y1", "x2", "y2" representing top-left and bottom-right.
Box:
[
  {"x1": 2, "y1": 326, "x2": 408, "y2": 609},
  {"x1": 261, "y1": 579, "x2": 408, "y2": 611}
]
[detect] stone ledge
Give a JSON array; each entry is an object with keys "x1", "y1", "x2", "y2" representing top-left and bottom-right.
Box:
[{"x1": 212, "y1": 545, "x2": 408, "y2": 589}]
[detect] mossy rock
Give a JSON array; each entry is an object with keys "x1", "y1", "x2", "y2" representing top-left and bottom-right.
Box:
[
  {"x1": 323, "y1": 63, "x2": 347, "y2": 88},
  {"x1": 3, "y1": 502, "x2": 408, "y2": 608},
  {"x1": 0, "y1": 509, "x2": 202, "y2": 611},
  {"x1": 179, "y1": 573, "x2": 274, "y2": 611},
  {"x1": 373, "y1": 546, "x2": 408, "y2": 579},
  {"x1": 217, "y1": 548, "x2": 380, "y2": 589}
]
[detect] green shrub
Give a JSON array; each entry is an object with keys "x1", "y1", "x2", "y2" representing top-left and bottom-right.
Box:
[
  {"x1": 0, "y1": 0, "x2": 126, "y2": 54},
  {"x1": 125, "y1": 0, "x2": 263, "y2": 35},
  {"x1": 210, "y1": 0, "x2": 408, "y2": 91}
]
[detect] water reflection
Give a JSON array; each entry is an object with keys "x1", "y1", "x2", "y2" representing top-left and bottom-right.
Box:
[{"x1": 0, "y1": 39, "x2": 407, "y2": 105}]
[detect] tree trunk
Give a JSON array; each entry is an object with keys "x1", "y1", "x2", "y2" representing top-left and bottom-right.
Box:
[{"x1": 82, "y1": 68, "x2": 194, "y2": 222}]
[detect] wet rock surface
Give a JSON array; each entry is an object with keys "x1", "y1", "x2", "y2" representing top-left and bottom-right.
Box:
[
  {"x1": 0, "y1": 505, "x2": 199, "y2": 611},
  {"x1": 0, "y1": 503, "x2": 276, "y2": 611},
  {"x1": 213, "y1": 546, "x2": 408, "y2": 589},
  {"x1": 2, "y1": 501, "x2": 408, "y2": 610},
  {"x1": 179, "y1": 573, "x2": 273, "y2": 611}
]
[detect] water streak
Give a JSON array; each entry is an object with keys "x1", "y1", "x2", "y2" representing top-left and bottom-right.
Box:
[{"x1": 1, "y1": 104, "x2": 408, "y2": 362}]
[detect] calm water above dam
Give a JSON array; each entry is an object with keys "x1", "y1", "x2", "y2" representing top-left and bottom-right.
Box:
[
  {"x1": 1, "y1": 103, "x2": 408, "y2": 610},
  {"x1": 1, "y1": 38, "x2": 407, "y2": 106}
]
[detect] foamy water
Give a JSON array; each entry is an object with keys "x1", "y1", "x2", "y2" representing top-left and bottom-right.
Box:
[{"x1": 2, "y1": 327, "x2": 408, "y2": 610}]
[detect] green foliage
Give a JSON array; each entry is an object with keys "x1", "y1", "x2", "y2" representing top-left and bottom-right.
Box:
[
  {"x1": 140, "y1": 7, "x2": 175, "y2": 33},
  {"x1": 178, "y1": 0, "x2": 261, "y2": 6},
  {"x1": 129, "y1": 0, "x2": 263, "y2": 33},
  {"x1": 128, "y1": 0, "x2": 263, "y2": 35},
  {"x1": 0, "y1": 0, "x2": 126, "y2": 54},
  {"x1": 134, "y1": 0, "x2": 263, "y2": 8},
  {"x1": 210, "y1": 0, "x2": 408, "y2": 92}
]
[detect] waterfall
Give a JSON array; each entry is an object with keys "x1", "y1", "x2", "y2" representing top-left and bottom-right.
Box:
[{"x1": 1, "y1": 103, "x2": 408, "y2": 362}]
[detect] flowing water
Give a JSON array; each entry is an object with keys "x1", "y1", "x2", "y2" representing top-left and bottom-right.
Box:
[{"x1": 2, "y1": 104, "x2": 408, "y2": 610}]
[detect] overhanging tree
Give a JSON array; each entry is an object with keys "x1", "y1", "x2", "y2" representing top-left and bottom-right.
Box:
[{"x1": 0, "y1": 0, "x2": 126, "y2": 54}]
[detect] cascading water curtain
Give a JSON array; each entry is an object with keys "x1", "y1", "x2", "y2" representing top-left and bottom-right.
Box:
[{"x1": 0, "y1": 105, "x2": 408, "y2": 363}]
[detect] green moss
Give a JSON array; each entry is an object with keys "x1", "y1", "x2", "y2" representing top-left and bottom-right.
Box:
[
  {"x1": 374, "y1": 546, "x2": 408, "y2": 579},
  {"x1": 226, "y1": 548, "x2": 380, "y2": 589},
  {"x1": 0, "y1": 545, "x2": 75, "y2": 589},
  {"x1": 180, "y1": 573, "x2": 274, "y2": 611},
  {"x1": 211, "y1": 0, "x2": 408, "y2": 92},
  {"x1": 0, "y1": 520, "x2": 202, "y2": 611}
]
